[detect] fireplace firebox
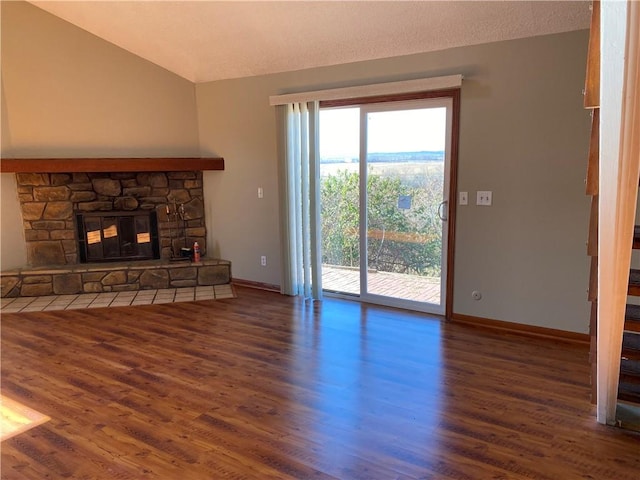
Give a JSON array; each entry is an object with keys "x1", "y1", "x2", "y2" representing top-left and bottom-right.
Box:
[{"x1": 75, "y1": 211, "x2": 160, "y2": 263}]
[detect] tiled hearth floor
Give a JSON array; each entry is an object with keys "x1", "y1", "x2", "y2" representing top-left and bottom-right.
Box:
[{"x1": 0, "y1": 284, "x2": 235, "y2": 313}]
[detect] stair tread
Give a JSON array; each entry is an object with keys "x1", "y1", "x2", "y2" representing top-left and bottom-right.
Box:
[
  {"x1": 625, "y1": 304, "x2": 640, "y2": 320},
  {"x1": 618, "y1": 390, "x2": 640, "y2": 404},
  {"x1": 619, "y1": 379, "x2": 640, "y2": 391},
  {"x1": 619, "y1": 374, "x2": 640, "y2": 387},
  {"x1": 622, "y1": 350, "x2": 640, "y2": 362},
  {"x1": 629, "y1": 269, "x2": 640, "y2": 285},
  {"x1": 618, "y1": 395, "x2": 640, "y2": 405},
  {"x1": 619, "y1": 332, "x2": 640, "y2": 404},
  {"x1": 625, "y1": 320, "x2": 640, "y2": 333},
  {"x1": 623, "y1": 331, "x2": 640, "y2": 351},
  {"x1": 620, "y1": 379, "x2": 640, "y2": 393},
  {"x1": 621, "y1": 357, "x2": 640, "y2": 373},
  {"x1": 628, "y1": 271, "x2": 640, "y2": 295},
  {"x1": 624, "y1": 305, "x2": 640, "y2": 331}
]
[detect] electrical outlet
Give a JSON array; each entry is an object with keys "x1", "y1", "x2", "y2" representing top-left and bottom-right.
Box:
[
  {"x1": 476, "y1": 191, "x2": 492, "y2": 206},
  {"x1": 261, "y1": 255, "x2": 267, "y2": 266},
  {"x1": 459, "y1": 191, "x2": 468, "y2": 205}
]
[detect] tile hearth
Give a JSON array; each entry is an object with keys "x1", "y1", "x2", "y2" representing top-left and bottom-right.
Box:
[{"x1": 0, "y1": 284, "x2": 235, "y2": 313}]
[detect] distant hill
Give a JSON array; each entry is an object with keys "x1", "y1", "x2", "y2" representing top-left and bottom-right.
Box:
[{"x1": 320, "y1": 151, "x2": 444, "y2": 164}]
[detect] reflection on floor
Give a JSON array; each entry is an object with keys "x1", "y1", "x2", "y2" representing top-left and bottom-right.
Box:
[{"x1": 0, "y1": 284, "x2": 235, "y2": 313}]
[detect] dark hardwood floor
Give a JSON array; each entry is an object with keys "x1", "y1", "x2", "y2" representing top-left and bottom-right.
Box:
[{"x1": 1, "y1": 287, "x2": 638, "y2": 479}]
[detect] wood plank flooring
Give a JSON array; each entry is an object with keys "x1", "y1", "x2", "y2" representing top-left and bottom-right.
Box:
[{"x1": 1, "y1": 287, "x2": 638, "y2": 479}]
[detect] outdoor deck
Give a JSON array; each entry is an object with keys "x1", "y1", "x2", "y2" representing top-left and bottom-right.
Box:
[{"x1": 322, "y1": 264, "x2": 441, "y2": 304}]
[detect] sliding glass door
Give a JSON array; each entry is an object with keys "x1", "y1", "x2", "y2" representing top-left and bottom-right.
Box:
[
  {"x1": 319, "y1": 107, "x2": 361, "y2": 295},
  {"x1": 320, "y1": 97, "x2": 453, "y2": 314}
]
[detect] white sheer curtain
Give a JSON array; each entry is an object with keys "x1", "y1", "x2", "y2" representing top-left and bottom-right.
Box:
[{"x1": 278, "y1": 101, "x2": 322, "y2": 300}]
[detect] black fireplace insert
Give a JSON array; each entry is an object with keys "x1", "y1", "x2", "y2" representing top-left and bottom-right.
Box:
[{"x1": 75, "y1": 211, "x2": 160, "y2": 263}]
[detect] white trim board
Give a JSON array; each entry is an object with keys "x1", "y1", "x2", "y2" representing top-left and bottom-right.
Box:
[
  {"x1": 597, "y1": 0, "x2": 640, "y2": 425},
  {"x1": 269, "y1": 74, "x2": 463, "y2": 106}
]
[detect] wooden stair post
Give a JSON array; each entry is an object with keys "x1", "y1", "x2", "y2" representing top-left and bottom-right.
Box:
[
  {"x1": 584, "y1": 0, "x2": 599, "y2": 405},
  {"x1": 584, "y1": 0, "x2": 640, "y2": 410}
]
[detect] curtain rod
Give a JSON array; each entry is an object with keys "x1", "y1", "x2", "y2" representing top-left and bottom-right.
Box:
[{"x1": 269, "y1": 74, "x2": 463, "y2": 106}]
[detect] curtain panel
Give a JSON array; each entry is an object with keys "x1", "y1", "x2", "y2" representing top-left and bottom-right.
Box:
[{"x1": 278, "y1": 101, "x2": 322, "y2": 300}]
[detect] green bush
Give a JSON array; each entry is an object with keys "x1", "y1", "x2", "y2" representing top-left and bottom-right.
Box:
[{"x1": 320, "y1": 167, "x2": 443, "y2": 277}]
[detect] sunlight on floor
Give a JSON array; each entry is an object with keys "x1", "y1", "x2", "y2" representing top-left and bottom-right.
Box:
[{"x1": 1, "y1": 395, "x2": 50, "y2": 442}]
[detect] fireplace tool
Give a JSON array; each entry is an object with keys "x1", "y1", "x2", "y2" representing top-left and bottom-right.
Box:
[
  {"x1": 167, "y1": 202, "x2": 191, "y2": 261},
  {"x1": 178, "y1": 203, "x2": 192, "y2": 259}
]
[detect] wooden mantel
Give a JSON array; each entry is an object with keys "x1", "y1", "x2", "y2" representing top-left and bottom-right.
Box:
[{"x1": 0, "y1": 157, "x2": 224, "y2": 173}]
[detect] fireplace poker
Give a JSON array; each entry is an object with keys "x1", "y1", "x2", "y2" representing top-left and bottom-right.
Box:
[
  {"x1": 166, "y1": 203, "x2": 175, "y2": 258},
  {"x1": 173, "y1": 200, "x2": 180, "y2": 257},
  {"x1": 180, "y1": 204, "x2": 188, "y2": 249},
  {"x1": 179, "y1": 204, "x2": 192, "y2": 260}
]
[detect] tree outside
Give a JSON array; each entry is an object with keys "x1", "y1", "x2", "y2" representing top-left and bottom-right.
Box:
[{"x1": 320, "y1": 161, "x2": 444, "y2": 279}]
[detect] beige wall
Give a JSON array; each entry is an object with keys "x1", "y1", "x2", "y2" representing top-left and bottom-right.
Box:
[
  {"x1": 1, "y1": 1, "x2": 200, "y2": 269},
  {"x1": 196, "y1": 30, "x2": 591, "y2": 333},
  {"x1": 1, "y1": 1, "x2": 199, "y2": 157},
  {"x1": 0, "y1": 173, "x2": 27, "y2": 270},
  {"x1": 1, "y1": 72, "x2": 26, "y2": 270}
]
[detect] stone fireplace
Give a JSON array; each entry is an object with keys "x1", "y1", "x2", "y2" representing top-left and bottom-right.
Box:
[
  {"x1": 16, "y1": 171, "x2": 206, "y2": 266},
  {"x1": 1, "y1": 159, "x2": 230, "y2": 298}
]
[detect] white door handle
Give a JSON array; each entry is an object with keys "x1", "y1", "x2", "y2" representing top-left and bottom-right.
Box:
[{"x1": 438, "y1": 200, "x2": 448, "y2": 222}]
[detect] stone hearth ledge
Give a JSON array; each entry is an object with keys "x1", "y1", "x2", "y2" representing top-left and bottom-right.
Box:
[{"x1": 0, "y1": 258, "x2": 231, "y2": 298}]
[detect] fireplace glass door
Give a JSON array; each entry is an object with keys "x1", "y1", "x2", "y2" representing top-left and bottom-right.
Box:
[{"x1": 76, "y1": 211, "x2": 160, "y2": 263}]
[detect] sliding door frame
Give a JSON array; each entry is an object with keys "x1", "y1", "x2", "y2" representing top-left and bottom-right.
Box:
[{"x1": 320, "y1": 88, "x2": 460, "y2": 319}]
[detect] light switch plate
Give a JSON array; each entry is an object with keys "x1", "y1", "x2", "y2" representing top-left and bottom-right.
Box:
[
  {"x1": 459, "y1": 192, "x2": 468, "y2": 205},
  {"x1": 476, "y1": 191, "x2": 492, "y2": 206}
]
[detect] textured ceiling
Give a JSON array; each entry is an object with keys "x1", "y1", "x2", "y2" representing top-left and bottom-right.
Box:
[{"x1": 29, "y1": 1, "x2": 591, "y2": 83}]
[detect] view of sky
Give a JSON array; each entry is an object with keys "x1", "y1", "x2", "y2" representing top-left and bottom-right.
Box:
[{"x1": 319, "y1": 106, "x2": 447, "y2": 159}]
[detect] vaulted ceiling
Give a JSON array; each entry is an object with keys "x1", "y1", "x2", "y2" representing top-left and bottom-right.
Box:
[{"x1": 29, "y1": 1, "x2": 591, "y2": 83}]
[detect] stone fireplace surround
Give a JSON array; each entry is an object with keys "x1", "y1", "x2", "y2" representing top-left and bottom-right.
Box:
[
  {"x1": 17, "y1": 170, "x2": 206, "y2": 266},
  {"x1": 1, "y1": 165, "x2": 231, "y2": 298}
]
